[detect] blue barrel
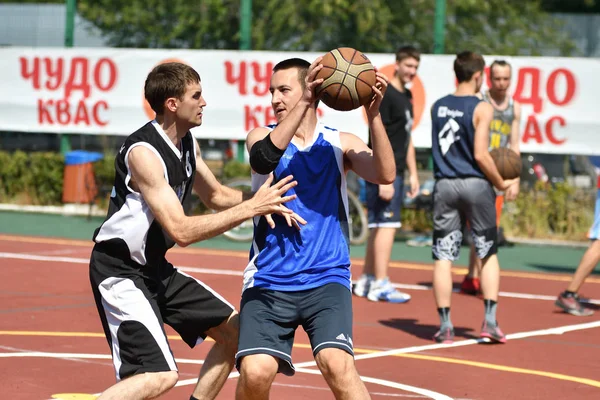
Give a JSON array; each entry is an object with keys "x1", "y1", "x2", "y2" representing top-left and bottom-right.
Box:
[{"x1": 65, "y1": 150, "x2": 103, "y2": 166}]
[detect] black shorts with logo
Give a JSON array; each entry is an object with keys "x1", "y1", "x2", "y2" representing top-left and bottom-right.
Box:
[
  {"x1": 235, "y1": 283, "x2": 353, "y2": 376},
  {"x1": 90, "y1": 244, "x2": 235, "y2": 381}
]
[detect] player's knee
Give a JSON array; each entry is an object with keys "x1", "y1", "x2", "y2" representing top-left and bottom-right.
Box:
[
  {"x1": 145, "y1": 371, "x2": 179, "y2": 395},
  {"x1": 238, "y1": 355, "x2": 278, "y2": 387},
  {"x1": 220, "y1": 312, "x2": 240, "y2": 353},
  {"x1": 315, "y1": 348, "x2": 354, "y2": 381},
  {"x1": 208, "y1": 311, "x2": 239, "y2": 355}
]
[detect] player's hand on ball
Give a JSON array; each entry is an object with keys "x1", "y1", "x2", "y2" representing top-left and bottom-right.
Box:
[
  {"x1": 498, "y1": 178, "x2": 518, "y2": 192},
  {"x1": 365, "y1": 68, "x2": 388, "y2": 119},
  {"x1": 505, "y1": 180, "x2": 520, "y2": 201},
  {"x1": 303, "y1": 56, "x2": 324, "y2": 105}
]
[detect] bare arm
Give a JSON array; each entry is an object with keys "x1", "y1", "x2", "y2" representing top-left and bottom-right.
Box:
[
  {"x1": 473, "y1": 102, "x2": 513, "y2": 191},
  {"x1": 510, "y1": 101, "x2": 521, "y2": 155},
  {"x1": 128, "y1": 146, "x2": 296, "y2": 247},
  {"x1": 343, "y1": 71, "x2": 395, "y2": 184},
  {"x1": 192, "y1": 137, "x2": 250, "y2": 211},
  {"x1": 341, "y1": 124, "x2": 395, "y2": 184},
  {"x1": 405, "y1": 136, "x2": 420, "y2": 198},
  {"x1": 505, "y1": 100, "x2": 522, "y2": 200}
]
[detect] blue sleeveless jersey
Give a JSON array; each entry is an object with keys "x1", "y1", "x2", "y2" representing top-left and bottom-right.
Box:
[
  {"x1": 243, "y1": 123, "x2": 352, "y2": 292},
  {"x1": 431, "y1": 95, "x2": 485, "y2": 179}
]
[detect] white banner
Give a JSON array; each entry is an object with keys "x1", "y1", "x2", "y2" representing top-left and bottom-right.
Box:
[{"x1": 0, "y1": 47, "x2": 598, "y2": 155}]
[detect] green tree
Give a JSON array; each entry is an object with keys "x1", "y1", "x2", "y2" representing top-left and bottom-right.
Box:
[
  {"x1": 77, "y1": 0, "x2": 577, "y2": 55},
  {"x1": 542, "y1": 0, "x2": 600, "y2": 13},
  {"x1": 384, "y1": 0, "x2": 577, "y2": 56}
]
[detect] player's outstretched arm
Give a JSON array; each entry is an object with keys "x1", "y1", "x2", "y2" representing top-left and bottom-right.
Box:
[
  {"x1": 473, "y1": 102, "x2": 514, "y2": 191},
  {"x1": 192, "y1": 137, "x2": 251, "y2": 211},
  {"x1": 128, "y1": 146, "x2": 297, "y2": 247}
]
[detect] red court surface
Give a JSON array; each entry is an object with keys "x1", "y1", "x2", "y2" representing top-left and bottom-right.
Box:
[{"x1": 1, "y1": 233, "x2": 599, "y2": 399}]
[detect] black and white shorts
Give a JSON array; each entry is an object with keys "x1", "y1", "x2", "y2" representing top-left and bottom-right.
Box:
[
  {"x1": 235, "y1": 283, "x2": 353, "y2": 376},
  {"x1": 432, "y1": 177, "x2": 498, "y2": 261},
  {"x1": 89, "y1": 245, "x2": 235, "y2": 381}
]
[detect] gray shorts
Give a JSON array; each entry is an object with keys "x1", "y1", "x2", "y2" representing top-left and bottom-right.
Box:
[
  {"x1": 236, "y1": 283, "x2": 353, "y2": 377},
  {"x1": 432, "y1": 177, "x2": 497, "y2": 261}
]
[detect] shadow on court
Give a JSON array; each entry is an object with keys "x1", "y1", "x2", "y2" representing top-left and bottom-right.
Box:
[{"x1": 379, "y1": 318, "x2": 479, "y2": 341}]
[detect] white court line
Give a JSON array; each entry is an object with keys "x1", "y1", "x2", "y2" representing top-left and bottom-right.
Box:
[
  {"x1": 295, "y1": 367, "x2": 452, "y2": 400},
  {"x1": 5, "y1": 320, "x2": 600, "y2": 399},
  {"x1": 0, "y1": 252, "x2": 244, "y2": 276},
  {"x1": 2, "y1": 251, "x2": 599, "y2": 304},
  {"x1": 0, "y1": 353, "x2": 450, "y2": 399},
  {"x1": 0, "y1": 352, "x2": 203, "y2": 364},
  {"x1": 393, "y1": 282, "x2": 600, "y2": 305},
  {"x1": 171, "y1": 320, "x2": 600, "y2": 388},
  {"x1": 350, "y1": 319, "x2": 600, "y2": 363}
]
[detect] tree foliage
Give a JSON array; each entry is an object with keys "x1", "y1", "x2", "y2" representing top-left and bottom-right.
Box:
[
  {"x1": 541, "y1": 0, "x2": 600, "y2": 13},
  {"x1": 74, "y1": 0, "x2": 577, "y2": 55}
]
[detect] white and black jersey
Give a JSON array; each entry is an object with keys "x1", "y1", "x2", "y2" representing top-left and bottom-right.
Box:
[
  {"x1": 89, "y1": 121, "x2": 235, "y2": 382},
  {"x1": 93, "y1": 120, "x2": 196, "y2": 266}
]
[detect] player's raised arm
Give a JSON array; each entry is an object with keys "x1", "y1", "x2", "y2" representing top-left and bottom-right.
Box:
[
  {"x1": 247, "y1": 57, "x2": 323, "y2": 175},
  {"x1": 341, "y1": 71, "x2": 396, "y2": 184},
  {"x1": 128, "y1": 145, "x2": 297, "y2": 247}
]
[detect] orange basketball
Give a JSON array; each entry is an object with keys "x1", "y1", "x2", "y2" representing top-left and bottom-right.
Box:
[
  {"x1": 490, "y1": 148, "x2": 522, "y2": 180},
  {"x1": 315, "y1": 48, "x2": 376, "y2": 111}
]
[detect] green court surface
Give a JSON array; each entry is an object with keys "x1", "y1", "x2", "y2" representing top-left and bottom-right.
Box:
[{"x1": 0, "y1": 210, "x2": 595, "y2": 276}]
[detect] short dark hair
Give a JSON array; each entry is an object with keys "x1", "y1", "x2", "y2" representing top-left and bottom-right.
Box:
[
  {"x1": 396, "y1": 46, "x2": 420, "y2": 62},
  {"x1": 273, "y1": 58, "x2": 310, "y2": 89},
  {"x1": 144, "y1": 62, "x2": 200, "y2": 115},
  {"x1": 454, "y1": 51, "x2": 485, "y2": 83},
  {"x1": 489, "y1": 60, "x2": 512, "y2": 79}
]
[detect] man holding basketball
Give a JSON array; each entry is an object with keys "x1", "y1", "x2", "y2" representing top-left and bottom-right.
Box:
[
  {"x1": 353, "y1": 45, "x2": 420, "y2": 303},
  {"x1": 461, "y1": 60, "x2": 522, "y2": 295},
  {"x1": 430, "y1": 52, "x2": 517, "y2": 344},
  {"x1": 235, "y1": 56, "x2": 394, "y2": 400}
]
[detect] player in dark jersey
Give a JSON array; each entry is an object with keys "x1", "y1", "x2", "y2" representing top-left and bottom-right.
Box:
[
  {"x1": 430, "y1": 52, "x2": 517, "y2": 344},
  {"x1": 354, "y1": 46, "x2": 420, "y2": 303},
  {"x1": 461, "y1": 60, "x2": 522, "y2": 295},
  {"x1": 89, "y1": 62, "x2": 298, "y2": 400},
  {"x1": 235, "y1": 58, "x2": 395, "y2": 400}
]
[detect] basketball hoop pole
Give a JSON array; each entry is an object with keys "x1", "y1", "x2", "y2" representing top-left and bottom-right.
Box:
[
  {"x1": 234, "y1": 0, "x2": 253, "y2": 163},
  {"x1": 433, "y1": 0, "x2": 446, "y2": 55},
  {"x1": 61, "y1": 0, "x2": 76, "y2": 155}
]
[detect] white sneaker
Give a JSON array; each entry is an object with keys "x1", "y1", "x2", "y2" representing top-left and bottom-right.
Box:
[
  {"x1": 367, "y1": 278, "x2": 411, "y2": 303},
  {"x1": 353, "y1": 274, "x2": 374, "y2": 297}
]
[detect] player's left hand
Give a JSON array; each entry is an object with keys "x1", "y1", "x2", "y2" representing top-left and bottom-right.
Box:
[
  {"x1": 407, "y1": 174, "x2": 420, "y2": 199},
  {"x1": 265, "y1": 205, "x2": 307, "y2": 230},
  {"x1": 365, "y1": 68, "x2": 388, "y2": 119},
  {"x1": 505, "y1": 179, "x2": 520, "y2": 201}
]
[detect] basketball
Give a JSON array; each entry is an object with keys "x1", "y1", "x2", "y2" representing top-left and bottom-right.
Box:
[
  {"x1": 490, "y1": 148, "x2": 522, "y2": 180},
  {"x1": 315, "y1": 47, "x2": 377, "y2": 111}
]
